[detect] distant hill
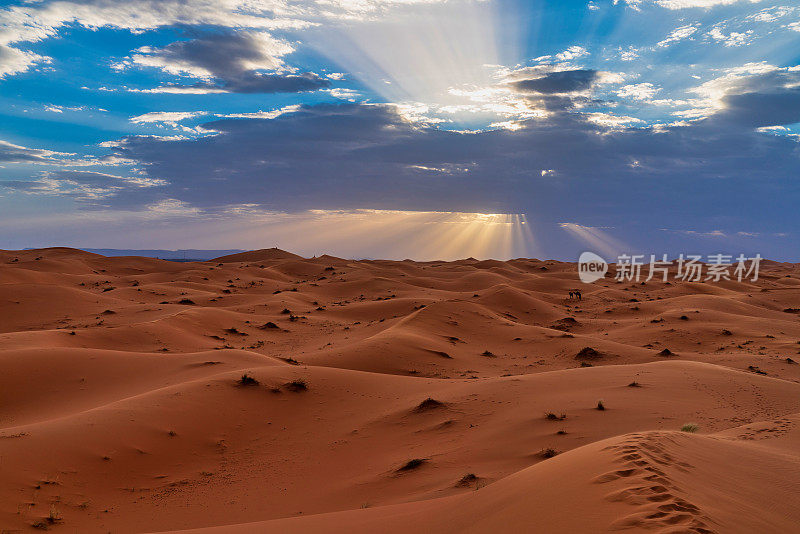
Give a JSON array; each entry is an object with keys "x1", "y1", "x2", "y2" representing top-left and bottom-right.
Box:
[
  {"x1": 213, "y1": 248, "x2": 303, "y2": 262},
  {"x1": 73, "y1": 248, "x2": 247, "y2": 261}
]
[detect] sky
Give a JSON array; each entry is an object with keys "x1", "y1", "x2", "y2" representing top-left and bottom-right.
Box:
[{"x1": 0, "y1": 0, "x2": 799, "y2": 261}]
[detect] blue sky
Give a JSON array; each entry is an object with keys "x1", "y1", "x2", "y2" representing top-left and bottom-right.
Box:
[{"x1": 1, "y1": 0, "x2": 799, "y2": 260}]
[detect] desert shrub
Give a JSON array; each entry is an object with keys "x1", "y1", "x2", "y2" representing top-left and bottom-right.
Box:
[
  {"x1": 540, "y1": 448, "x2": 559, "y2": 458},
  {"x1": 456, "y1": 473, "x2": 479, "y2": 487},
  {"x1": 238, "y1": 373, "x2": 259, "y2": 386},
  {"x1": 284, "y1": 379, "x2": 307, "y2": 392}
]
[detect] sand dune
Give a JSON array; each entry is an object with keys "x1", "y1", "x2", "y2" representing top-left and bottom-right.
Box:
[{"x1": 1, "y1": 248, "x2": 799, "y2": 532}]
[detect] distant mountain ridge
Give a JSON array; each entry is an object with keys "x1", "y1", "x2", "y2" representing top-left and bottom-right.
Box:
[{"x1": 55, "y1": 248, "x2": 246, "y2": 261}]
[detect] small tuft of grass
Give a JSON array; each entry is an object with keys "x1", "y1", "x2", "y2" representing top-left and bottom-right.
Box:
[
  {"x1": 46, "y1": 505, "x2": 61, "y2": 524},
  {"x1": 680, "y1": 423, "x2": 699, "y2": 433},
  {"x1": 596, "y1": 399, "x2": 605, "y2": 411},
  {"x1": 238, "y1": 373, "x2": 259, "y2": 386},
  {"x1": 455, "y1": 473, "x2": 479, "y2": 487},
  {"x1": 540, "y1": 448, "x2": 559, "y2": 458},
  {"x1": 284, "y1": 379, "x2": 307, "y2": 392}
]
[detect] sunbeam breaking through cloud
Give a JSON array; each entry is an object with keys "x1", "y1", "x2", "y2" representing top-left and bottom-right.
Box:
[{"x1": 0, "y1": 0, "x2": 799, "y2": 259}]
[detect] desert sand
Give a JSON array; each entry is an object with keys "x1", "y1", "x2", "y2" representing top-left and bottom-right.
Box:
[{"x1": 1, "y1": 247, "x2": 799, "y2": 533}]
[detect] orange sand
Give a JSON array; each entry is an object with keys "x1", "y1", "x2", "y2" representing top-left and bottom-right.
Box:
[{"x1": 1, "y1": 247, "x2": 798, "y2": 533}]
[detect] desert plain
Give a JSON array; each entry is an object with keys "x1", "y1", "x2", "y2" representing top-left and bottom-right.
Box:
[{"x1": 1, "y1": 247, "x2": 799, "y2": 533}]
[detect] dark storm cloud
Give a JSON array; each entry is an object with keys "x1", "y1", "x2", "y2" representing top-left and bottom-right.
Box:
[
  {"x1": 39, "y1": 64, "x2": 791, "y2": 234},
  {"x1": 512, "y1": 69, "x2": 598, "y2": 94},
  {"x1": 714, "y1": 88, "x2": 800, "y2": 127},
  {"x1": 99, "y1": 100, "x2": 800, "y2": 232},
  {"x1": 705, "y1": 69, "x2": 800, "y2": 127},
  {"x1": 136, "y1": 31, "x2": 330, "y2": 94}
]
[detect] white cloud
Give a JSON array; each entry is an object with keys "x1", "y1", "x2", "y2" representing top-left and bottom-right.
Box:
[
  {"x1": 585, "y1": 112, "x2": 646, "y2": 128},
  {"x1": 0, "y1": 44, "x2": 47, "y2": 78},
  {"x1": 215, "y1": 105, "x2": 301, "y2": 119},
  {"x1": 748, "y1": 6, "x2": 794, "y2": 22},
  {"x1": 655, "y1": 0, "x2": 757, "y2": 8},
  {"x1": 596, "y1": 71, "x2": 627, "y2": 85},
  {"x1": 0, "y1": 1, "x2": 307, "y2": 46},
  {"x1": 408, "y1": 164, "x2": 470, "y2": 174},
  {"x1": 555, "y1": 46, "x2": 589, "y2": 62},
  {"x1": 617, "y1": 46, "x2": 641, "y2": 61},
  {"x1": 145, "y1": 198, "x2": 201, "y2": 217},
  {"x1": 130, "y1": 111, "x2": 206, "y2": 125},
  {"x1": 617, "y1": 0, "x2": 761, "y2": 8},
  {"x1": 43, "y1": 104, "x2": 101, "y2": 113},
  {"x1": 657, "y1": 24, "x2": 698, "y2": 47},
  {"x1": 617, "y1": 82, "x2": 660, "y2": 100},
  {"x1": 708, "y1": 27, "x2": 754, "y2": 47},
  {"x1": 0, "y1": 0, "x2": 459, "y2": 49},
  {"x1": 128, "y1": 86, "x2": 228, "y2": 94},
  {"x1": 321, "y1": 87, "x2": 361, "y2": 101}
]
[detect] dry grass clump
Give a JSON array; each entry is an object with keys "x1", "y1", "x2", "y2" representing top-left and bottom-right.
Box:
[{"x1": 238, "y1": 373, "x2": 259, "y2": 386}]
